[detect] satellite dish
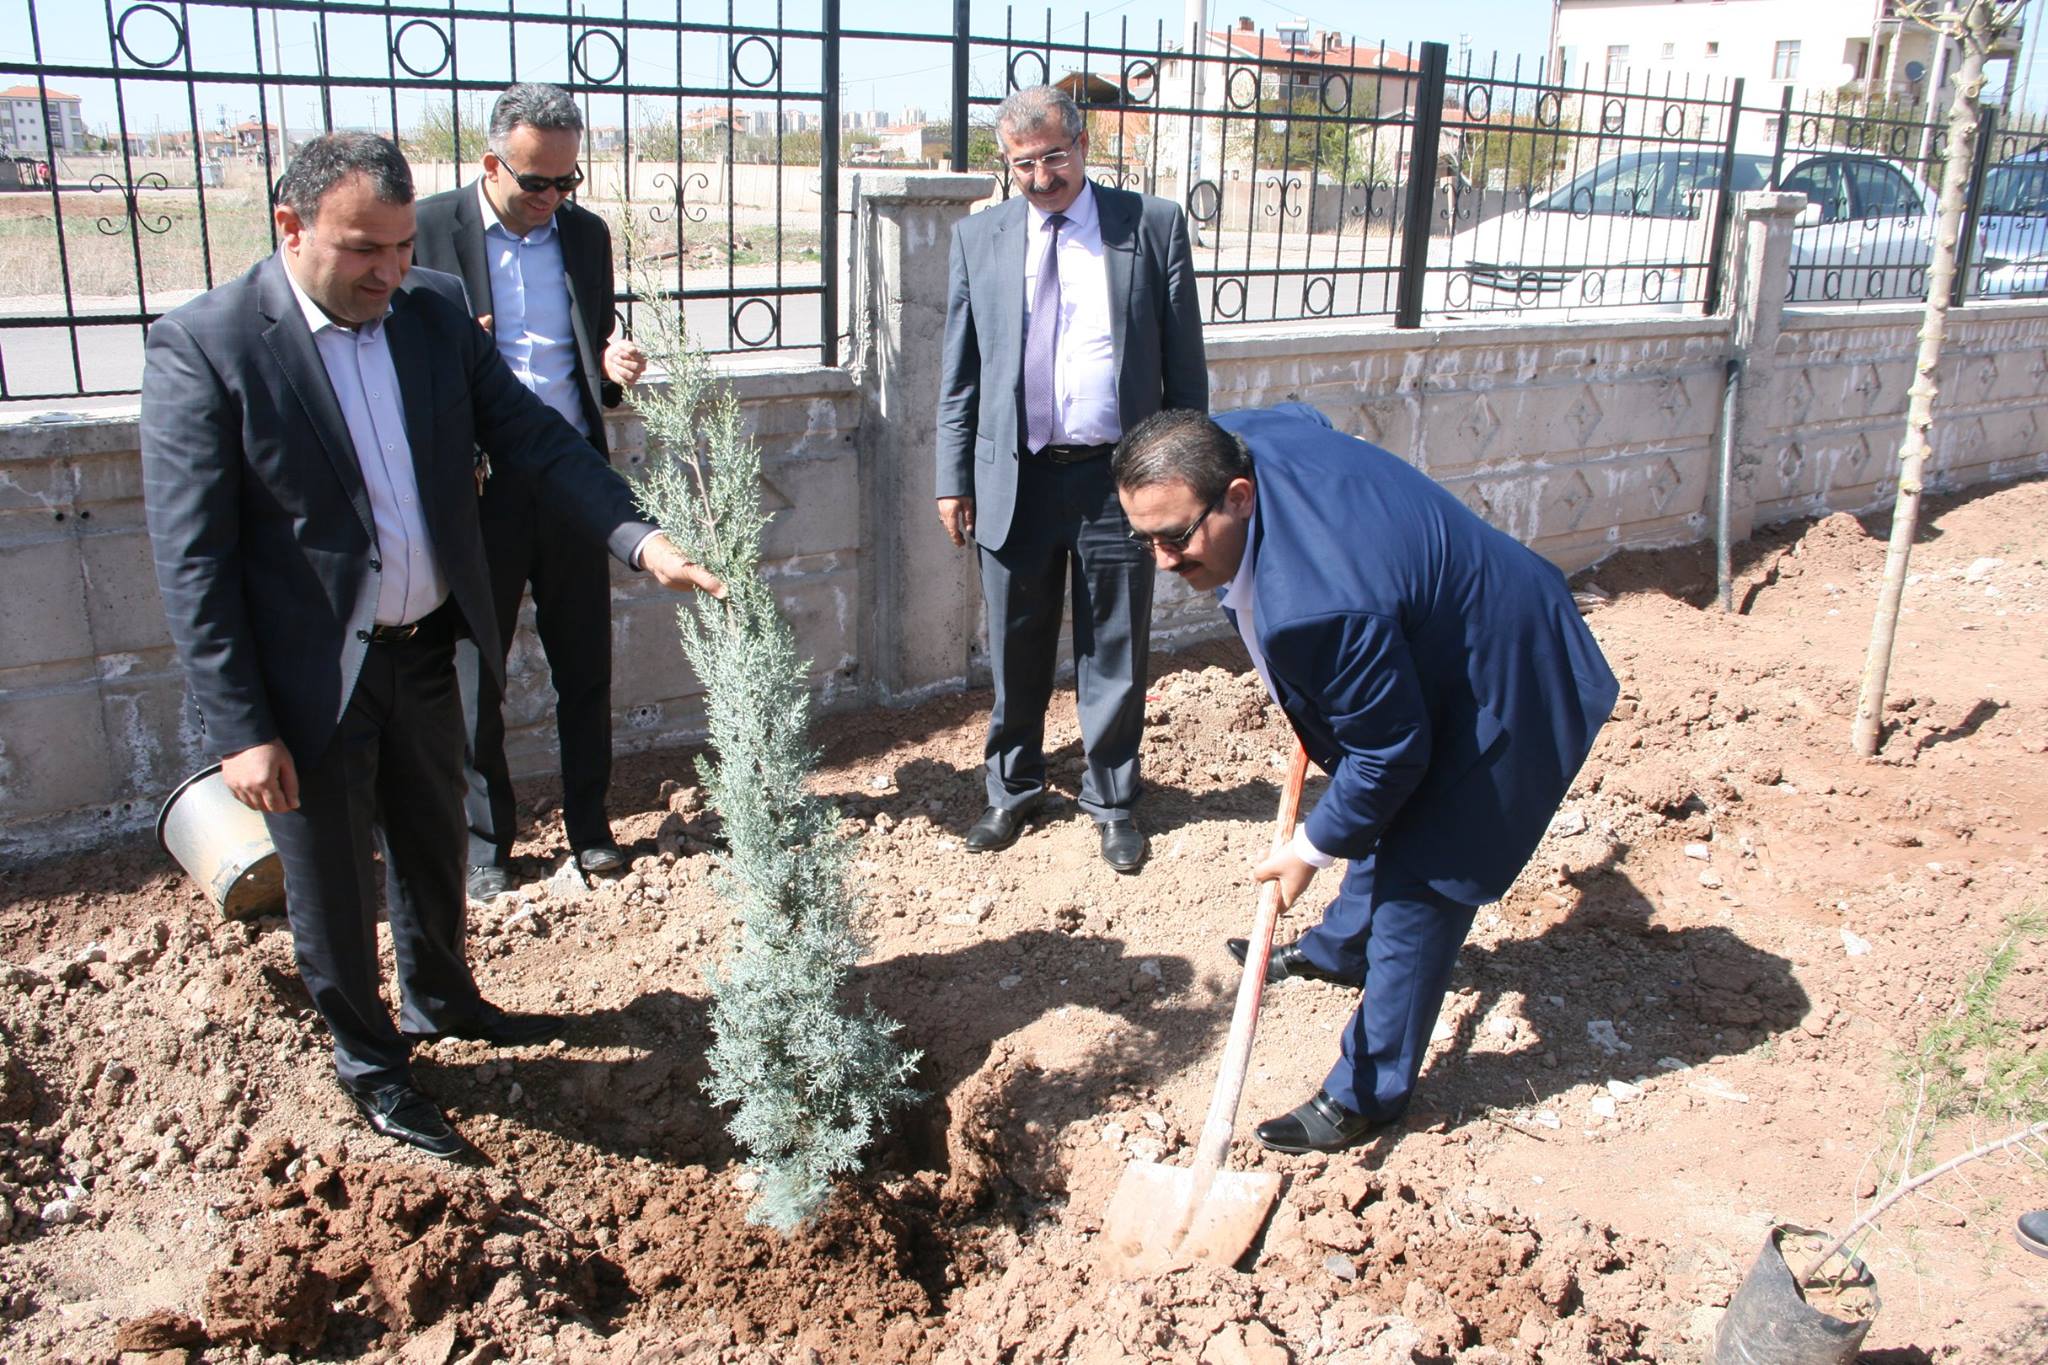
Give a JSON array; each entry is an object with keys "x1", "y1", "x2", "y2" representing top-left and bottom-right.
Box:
[{"x1": 1905, "y1": 60, "x2": 1927, "y2": 82}]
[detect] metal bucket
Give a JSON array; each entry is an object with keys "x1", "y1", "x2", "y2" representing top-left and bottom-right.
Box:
[
  {"x1": 1708, "y1": 1224, "x2": 1879, "y2": 1365},
  {"x1": 155, "y1": 764, "x2": 287, "y2": 920}
]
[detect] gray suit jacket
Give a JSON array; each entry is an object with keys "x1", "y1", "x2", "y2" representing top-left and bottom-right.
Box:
[
  {"x1": 935, "y1": 183, "x2": 1208, "y2": 551},
  {"x1": 140, "y1": 254, "x2": 654, "y2": 768}
]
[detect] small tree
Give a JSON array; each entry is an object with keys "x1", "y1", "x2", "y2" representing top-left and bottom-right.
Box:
[
  {"x1": 624, "y1": 259, "x2": 919, "y2": 1231},
  {"x1": 404, "y1": 95, "x2": 489, "y2": 168},
  {"x1": 1850, "y1": 0, "x2": 2021, "y2": 756}
]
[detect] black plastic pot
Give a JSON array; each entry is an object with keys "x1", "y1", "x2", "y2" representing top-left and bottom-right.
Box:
[{"x1": 1709, "y1": 1224, "x2": 1878, "y2": 1365}]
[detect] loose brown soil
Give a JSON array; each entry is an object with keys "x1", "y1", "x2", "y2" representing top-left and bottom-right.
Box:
[{"x1": 0, "y1": 477, "x2": 2044, "y2": 1363}]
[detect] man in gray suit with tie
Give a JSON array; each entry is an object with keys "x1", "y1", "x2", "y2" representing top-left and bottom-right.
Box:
[
  {"x1": 936, "y1": 85, "x2": 1207, "y2": 872},
  {"x1": 140, "y1": 133, "x2": 720, "y2": 1159}
]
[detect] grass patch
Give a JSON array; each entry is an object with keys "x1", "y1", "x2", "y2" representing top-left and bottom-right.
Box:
[
  {"x1": 0, "y1": 195, "x2": 274, "y2": 303},
  {"x1": 1891, "y1": 908, "x2": 2048, "y2": 1168}
]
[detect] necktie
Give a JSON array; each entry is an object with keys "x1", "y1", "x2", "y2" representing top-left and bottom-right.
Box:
[{"x1": 1022, "y1": 212, "x2": 1068, "y2": 454}]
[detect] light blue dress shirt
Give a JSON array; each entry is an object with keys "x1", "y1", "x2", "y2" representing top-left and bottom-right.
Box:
[
  {"x1": 477, "y1": 181, "x2": 588, "y2": 438},
  {"x1": 284, "y1": 263, "x2": 448, "y2": 626},
  {"x1": 1218, "y1": 501, "x2": 1334, "y2": 868}
]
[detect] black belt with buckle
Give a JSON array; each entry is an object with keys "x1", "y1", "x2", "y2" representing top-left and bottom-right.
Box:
[
  {"x1": 1038, "y1": 441, "x2": 1115, "y2": 464},
  {"x1": 368, "y1": 600, "x2": 454, "y2": 645}
]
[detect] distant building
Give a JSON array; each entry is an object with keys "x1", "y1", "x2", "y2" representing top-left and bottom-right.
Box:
[
  {"x1": 873, "y1": 123, "x2": 928, "y2": 162},
  {"x1": 1052, "y1": 72, "x2": 1156, "y2": 167},
  {"x1": 683, "y1": 106, "x2": 753, "y2": 137},
  {"x1": 231, "y1": 120, "x2": 285, "y2": 157},
  {"x1": 1552, "y1": 0, "x2": 2026, "y2": 109},
  {"x1": 0, "y1": 85, "x2": 86, "y2": 157},
  {"x1": 1203, "y1": 17, "x2": 1420, "y2": 118}
]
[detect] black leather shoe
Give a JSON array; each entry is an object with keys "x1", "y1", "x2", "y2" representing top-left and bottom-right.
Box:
[
  {"x1": 405, "y1": 1004, "x2": 564, "y2": 1047},
  {"x1": 965, "y1": 797, "x2": 1043, "y2": 853},
  {"x1": 347, "y1": 1081, "x2": 468, "y2": 1159},
  {"x1": 1099, "y1": 818, "x2": 1146, "y2": 873},
  {"x1": 2019, "y1": 1210, "x2": 2048, "y2": 1259},
  {"x1": 466, "y1": 865, "x2": 512, "y2": 901},
  {"x1": 577, "y1": 845, "x2": 626, "y2": 876},
  {"x1": 1254, "y1": 1088, "x2": 1388, "y2": 1154},
  {"x1": 1226, "y1": 937, "x2": 1354, "y2": 987}
]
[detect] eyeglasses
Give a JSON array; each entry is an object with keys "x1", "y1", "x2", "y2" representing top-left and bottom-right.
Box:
[
  {"x1": 1005, "y1": 144, "x2": 1076, "y2": 177},
  {"x1": 1127, "y1": 489, "x2": 1226, "y2": 552},
  {"x1": 496, "y1": 157, "x2": 584, "y2": 195}
]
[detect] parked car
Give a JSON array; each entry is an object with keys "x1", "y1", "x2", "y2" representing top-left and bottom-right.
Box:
[
  {"x1": 1972, "y1": 145, "x2": 2048, "y2": 298},
  {"x1": 1438, "y1": 146, "x2": 1938, "y2": 314}
]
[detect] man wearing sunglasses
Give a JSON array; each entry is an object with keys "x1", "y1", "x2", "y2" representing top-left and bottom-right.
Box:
[
  {"x1": 414, "y1": 83, "x2": 648, "y2": 901},
  {"x1": 1114, "y1": 404, "x2": 1619, "y2": 1153},
  {"x1": 936, "y1": 84, "x2": 1207, "y2": 873}
]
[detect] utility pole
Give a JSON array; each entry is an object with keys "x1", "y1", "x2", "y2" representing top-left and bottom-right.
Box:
[
  {"x1": 1184, "y1": 0, "x2": 1209, "y2": 205},
  {"x1": 314, "y1": 23, "x2": 331, "y2": 131},
  {"x1": 269, "y1": 8, "x2": 289, "y2": 159},
  {"x1": 2018, "y1": 1, "x2": 2041, "y2": 112}
]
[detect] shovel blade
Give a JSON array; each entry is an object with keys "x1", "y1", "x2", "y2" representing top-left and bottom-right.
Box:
[{"x1": 1097, "y1": 1159, "x2": 1283, "y2": 1279}]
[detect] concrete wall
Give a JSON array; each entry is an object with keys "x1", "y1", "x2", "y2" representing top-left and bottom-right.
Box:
[
  {"x1": 0, "y1": 367, "x2": 858, "y2": 852},
  {"x1": 6, "y1": 178, "x2": 2048, "y2": 852},
  {"x1": 1754, "y1": 303, "x2": 2048, "y2": 520}
]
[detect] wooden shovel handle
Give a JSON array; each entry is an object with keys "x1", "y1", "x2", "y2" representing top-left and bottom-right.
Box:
[{"x1": 1187, "y1": 742, "x2": 1312, "y2": 1190}]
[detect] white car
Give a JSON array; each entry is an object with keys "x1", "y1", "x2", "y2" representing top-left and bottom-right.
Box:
[
  {"x1": 1971, "y1": 148, "x2": 2048, "y2": 298},
  {"x1": 1439, "y1": 147, "x2": 1937, "y2": 314}
]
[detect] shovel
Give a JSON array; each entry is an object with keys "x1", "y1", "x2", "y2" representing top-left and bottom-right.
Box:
[{"x1": 1098, "y1": 741, "x2": 1311, "y2": 1278}]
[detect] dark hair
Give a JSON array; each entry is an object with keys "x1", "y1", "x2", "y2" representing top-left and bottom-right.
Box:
[
  {"x1": 489, "y1": 82, "x2": 585, "y2": 150},
  {"x1": 1112, "y1": 410, "x2": 1254, "y2": 503},
  {"x1": 995, "y1": 85, "x2": 1084, "y2": 144},
  {"x1": 275, "y1": 132, "x2": 413, "y2": 223}
]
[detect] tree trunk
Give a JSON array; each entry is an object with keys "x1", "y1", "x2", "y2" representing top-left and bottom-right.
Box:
[{"x1": 1850, "y1": 1, "x2": 1995, "y2": 757}]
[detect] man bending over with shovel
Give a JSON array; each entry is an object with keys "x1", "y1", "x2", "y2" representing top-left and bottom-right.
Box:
[{"x1": 1113, "y1": 404, "x2": 1619, "y2": 1154}]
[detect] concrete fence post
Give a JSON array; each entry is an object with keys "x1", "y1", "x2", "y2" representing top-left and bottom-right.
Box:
[
  {"x1": 1715, "y1": 190, "x2": 1807, "y2": 545},
  {"x1": 850, "y1": 171, "x2": 994, "y2": 704}
]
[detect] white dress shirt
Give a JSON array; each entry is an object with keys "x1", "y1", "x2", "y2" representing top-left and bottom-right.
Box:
[
  {"x1": 1023, "y1": 182, "x2": 1120, "y2": 446},
  {"x1": 1219, "y1": 504, "x2": 1336, "y2": 869},
  {"x1": 284, "y1": 262, "x2": 448, "y2": 626},
  {"x1": 477, "y1": 181, "x2": 588, "y2": 438}
]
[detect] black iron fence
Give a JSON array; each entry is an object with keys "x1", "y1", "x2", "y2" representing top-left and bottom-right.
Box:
[
  {"x1": 1762, "y1": 89, "x2": 2048, "y2": 306},
  {"x1": 0, "y1": 0, "x2": 842, "y2": 400},
  {"x1": 4, "y1": 1, "x2": 2047, "y2": 401}
]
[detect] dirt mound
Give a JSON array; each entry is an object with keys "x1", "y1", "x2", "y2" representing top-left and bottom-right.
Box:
[
  {"x1": 607, "y1": 1167, "x2": 953, "y2": 1360},
  {"x1": 940, "y1": 1172, "x2": 1666, "y2": 1362},
  {"x1": 206, "y1": 1155, "x2": 601, "y2": 1353},
  {"x1": 1, "y1": 476, "x2": 2045, "y2": 1361}
]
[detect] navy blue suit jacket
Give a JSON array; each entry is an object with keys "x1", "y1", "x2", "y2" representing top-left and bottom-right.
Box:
[{"x1": 1219, "y1": 404, "x2": 1619, "y2": 906}]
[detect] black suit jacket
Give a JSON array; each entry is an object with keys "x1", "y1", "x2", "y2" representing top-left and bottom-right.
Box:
[
  {"x1": 140, "y1": 254, "x2": 654, "y2": 768},
  {"x1": 411, "y1": 182, "x2": 622, "y2": 456}
]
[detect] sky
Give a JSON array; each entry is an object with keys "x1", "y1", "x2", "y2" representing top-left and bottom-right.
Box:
[{"x1": 0, "y1": 0, "x2": 1558, "y2": 141}]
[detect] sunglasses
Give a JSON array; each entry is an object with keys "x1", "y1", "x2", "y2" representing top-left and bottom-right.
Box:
[
  {"x1": 496, "y1": 156, "x2": 584, "y2": 195},
  {"x1": 1127, "y1": 488, "x2": 1226, "y2": 552}
]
